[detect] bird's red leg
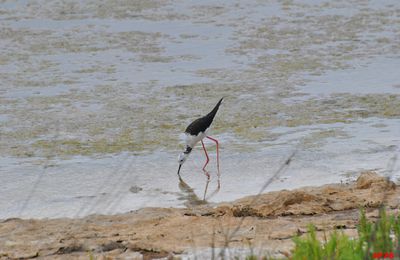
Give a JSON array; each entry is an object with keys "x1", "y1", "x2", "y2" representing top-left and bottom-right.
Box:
[
  {"x1": 201, "y1": 140, "x2": 210, "y2": 179},
  {"x1": 206, "y1": 136, "x2": 220, "y2": 178}
]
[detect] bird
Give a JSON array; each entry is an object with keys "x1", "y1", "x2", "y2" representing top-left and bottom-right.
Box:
[{"x1": 177, "y1": 97, "x2": 223, "y2": 179}]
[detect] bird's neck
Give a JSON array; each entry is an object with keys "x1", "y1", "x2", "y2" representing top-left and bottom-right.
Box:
[{"x1": 184, "y1": 146, "x2": 192, "y2": 154}]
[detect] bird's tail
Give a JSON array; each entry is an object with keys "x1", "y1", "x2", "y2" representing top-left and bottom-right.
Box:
[{"x1": 207, "y1": 97, "x2": 224, "y2": 119}]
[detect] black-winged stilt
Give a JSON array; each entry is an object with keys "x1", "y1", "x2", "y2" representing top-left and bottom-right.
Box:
[{"x1": 177, "y1": 98, "x2": 223, "y2": 179}]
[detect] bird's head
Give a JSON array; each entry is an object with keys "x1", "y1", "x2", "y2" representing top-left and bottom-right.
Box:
[
  {"x1": 177, "y1": 152, "x2": 189, "y2": 175},
  {"x1": 178, "y1": 152, "x2": 189, "y2": 165}
]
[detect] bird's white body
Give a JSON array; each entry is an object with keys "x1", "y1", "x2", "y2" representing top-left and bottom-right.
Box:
[
  {"x1": 178, "y1": 131, "x2": 208, "y2": 166},
  {"x1": 185, "y1": 129, "x2": 208, "y2": 149}
]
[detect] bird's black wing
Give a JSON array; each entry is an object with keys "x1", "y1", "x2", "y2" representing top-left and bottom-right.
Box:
[
  {"x1": 185, "y1": 115, "x2": 212, "y2": 136},
  {"x1": 184, "y1": 98, "x2": 223, "y2": 136}
]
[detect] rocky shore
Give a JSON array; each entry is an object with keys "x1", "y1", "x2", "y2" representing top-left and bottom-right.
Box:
[{"x1": 1, "y1": 171, "x2": 398, "y2": 259}]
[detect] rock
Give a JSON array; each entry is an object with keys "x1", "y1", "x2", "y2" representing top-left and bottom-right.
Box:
[{"x1": 356, "y1": 171, "x2": 395, "y2": 190}]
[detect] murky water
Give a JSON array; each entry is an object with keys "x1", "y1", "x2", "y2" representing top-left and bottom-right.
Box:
[{"x1": 0, "y1": 0, "x2": 399, "y2": 219}]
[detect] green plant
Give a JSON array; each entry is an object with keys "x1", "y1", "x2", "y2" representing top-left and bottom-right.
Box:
[{"x1": 291, "y1": 208, "x2": 400, "y2": 260}]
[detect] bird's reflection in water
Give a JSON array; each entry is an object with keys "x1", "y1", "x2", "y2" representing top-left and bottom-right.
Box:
[
  {"x1": 203, "y1": 169, "x2": 220, "y2": 201},
  {"x1": 177, "y1": 170, "x2": 220, "y2": 206}
]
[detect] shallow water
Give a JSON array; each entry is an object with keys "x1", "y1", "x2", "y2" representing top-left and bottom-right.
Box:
[{"x1": 0, "y1": 0, "x2": 399, "y2": 219}]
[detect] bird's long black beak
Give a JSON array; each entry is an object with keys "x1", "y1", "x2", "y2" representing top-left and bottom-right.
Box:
[{"x1": 177, "y1": 164, "x2": 182, "y2": 176}]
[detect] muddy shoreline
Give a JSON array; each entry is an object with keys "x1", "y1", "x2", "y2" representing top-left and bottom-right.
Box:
[{"x1": 1, "y1": 171, "x2": 398, "y2": 259}]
